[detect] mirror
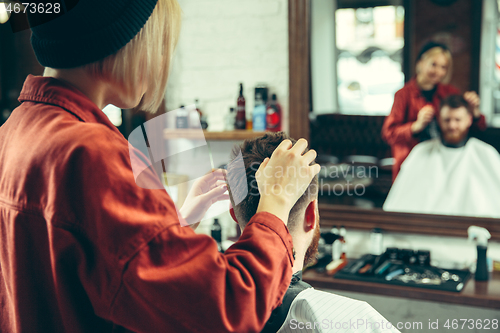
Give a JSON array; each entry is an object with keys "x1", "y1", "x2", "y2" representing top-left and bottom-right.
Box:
[{"x1": 298, "y1": 0, "x2": 500, "y2": 239}]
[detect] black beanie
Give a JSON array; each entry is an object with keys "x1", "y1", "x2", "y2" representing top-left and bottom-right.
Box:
[
  {"x1": 29, "y1": 0, "x2": 159, "y2": 68},
  {"x1": 416, "y1": 41, "x2": 449, "y2": 61}
]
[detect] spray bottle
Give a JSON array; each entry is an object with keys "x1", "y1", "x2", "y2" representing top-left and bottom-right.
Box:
[{"x1": 467, "y1": 226, "x2": 491, "y2": 281}]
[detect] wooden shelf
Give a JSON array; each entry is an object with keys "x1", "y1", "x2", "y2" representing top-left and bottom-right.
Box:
[
  {"x1": 303, "y1": 270, "x2": 500, "y2": 309},
  {"x1": 163, "y1": 129, "x2": 268, "y2": 141},
  {"x1": 317, "y1": 204, "x2": 500, "y2": 241},
  {"x1": 204, "y1": 130, "x2": 267, "y2": 140}
]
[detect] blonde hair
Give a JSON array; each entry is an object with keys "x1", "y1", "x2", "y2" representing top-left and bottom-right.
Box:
[
  {"x1": 416, "y1": 46, "x2": 453, "y2": 84},
  {"x1": 85, "y1": 0, "x2": 182, "y2": 112}
]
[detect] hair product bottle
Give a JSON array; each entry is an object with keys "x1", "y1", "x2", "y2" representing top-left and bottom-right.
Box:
[
  {"x1": 176, "y1": 105, "x2": 188, "y2": 129},
  {"x1": 468, "y1": 226, "x2": 491, "y2": 281},
  {"x1": 252, "y1": 93, "x2": 266, "y2": 131},
  {"x1": 225, "y1": 107, "x2": 236, "y2": 131},
  {"x1": 235, "y1": 83, "x2": 246, "y2": 130},
  {"x1": 211, "y1": 218, "x2": 223, "y2": 253},
  {"x1": 266, "y1": 94, "x2": 282, "y2": 132}
]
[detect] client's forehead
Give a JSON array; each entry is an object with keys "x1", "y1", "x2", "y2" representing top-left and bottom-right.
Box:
[{"x1": 440, "y1": 106, "x2": 468, "y2": 117}]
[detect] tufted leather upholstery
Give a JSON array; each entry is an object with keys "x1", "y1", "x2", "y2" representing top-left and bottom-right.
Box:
[{"x1": 310, "y1": 114, "x2": 391, "y2": 160}]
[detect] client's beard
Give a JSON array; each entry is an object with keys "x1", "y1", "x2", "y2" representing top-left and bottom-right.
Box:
[
  {"x1": 304, "y1": 218, "x2": 321, "y2": 266},
  {"x1": 442, "y1": 129, "x2": 469, "y2": 145}
]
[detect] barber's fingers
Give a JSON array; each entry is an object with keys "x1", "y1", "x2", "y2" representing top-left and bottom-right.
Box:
[
  {"x1": 201, "y1": 183, "x2": 228, "y2": 201},
  {"x1": 209, "y1": 181, "x2": 226, "y2": 191},
  {"x1": 255, "y1": 157, "x2": 270, "y2": 178},
  {"x1": 289, "y1": 138, "x2": 308, "y2": 155},
  {"x1": 464, "y1": 91, "x2": 478, "y2": 99},
  {"x1": 464, "y1": 91, "x2": 478, "y2": 102},
  {"x1": 464, "y1": 91, "x2": 480, "y2": 107},
  {"x1": 302, "y1": 149, "x2": 317, "y2": 165},
  {"x1": 213, "y1": 193, "x2": 230, "y2": 202},
  {"x1": 311, "y1": 163, "x2": 321, "y2": 176},
  {"x1": 272, "y1": 139, "x2": 293, "y2": 156},
  {"x1": 422, "y1": 111, "x2": 434, "y2": 121},
  {"x1": 418, "y1": 107, "x2": 434, "y2": 124},
  {"x1": 207, "y1": 169, "x2": 227, "y2": 180},
  {"x1": 420, "y1": 105, "x2": 435, "y2": 114},
  {"x1": 194, "y1": 169, "x2": 225, "y2": 183},
  {"x1": 200, "y1": 169, "x2": 227, "y2": 187},
  {"x1": 210, "y1": 168, "x2": 227, "y2": 177}
]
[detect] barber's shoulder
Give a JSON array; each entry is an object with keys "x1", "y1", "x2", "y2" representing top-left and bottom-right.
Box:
[
  {"x1": 51, "y1": 121, "x2": 130, "y2": 170},
  {"x1": 441, "y1": 82, "x2": 460, "y2": 94},
  {"x1": 395, "y1": 83, "x2": 412, "y2": 96},
  {"x1": 64, "y1": 121, "x2": 123, "y2": 148}
]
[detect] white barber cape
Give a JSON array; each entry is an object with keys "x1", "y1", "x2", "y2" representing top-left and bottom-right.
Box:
[
  {"x1": 277, "y1": 288, "x2": 400, "y2": 333},
  {"x1": 384, "y1": 137, "x2": 500, "y2": 217}
]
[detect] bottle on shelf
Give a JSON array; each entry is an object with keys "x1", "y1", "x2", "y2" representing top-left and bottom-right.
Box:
[
  {"x1": 331, "y1": 226, "x2": 341, "y2": 261},
  {"x1": 326, "y1": 225, "x2": 348, "y2": 275},
  {"x1": 211, "y1": 218, "x2": 223, "y2": 253},
  {"x1": 252, "y1": 93, "x2": 266, "y2": 131},
  {"x1": 176, "y1": 105, "x2": 189, "y2": 129},
  {"x1": 246, "y1": 108, "x2": 252, "y2": 131},
  {"x1": 370, "y1": 228, "x2": 384, "y2": 255},
  {"x1": 188, "y1": 102, "x2": 200, "y2": 129},
  {"x1": 225, "y1": 107, "x2": 236, "y2": 131},
  {"x1": 339, "y1": 225, "x2": 347, "y2": 259},
  {"x1": 235, "y1": 83, "x2": 246, "y2": 130},
  {"x1": 468, "y1": 226, "x2": 491, "y2": 281},
  {"x1": 191, "y1": 99, "x2": 208, "y2": 129},
  {"x1": 266, "y1": 93, "x2": 282, "y2": 132},
  {"x1": 194, "y1": 99, "x2": 202, "y2": 118},
  {"x1": 253, "y1": 84, "x2": 268, "y2": 131},
  {"x1": 255, "y1": 85, "x2": 269, "y2": 104}
]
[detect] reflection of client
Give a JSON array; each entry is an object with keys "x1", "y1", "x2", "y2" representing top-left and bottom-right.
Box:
[
  {"x1": 384, "y1": 95, "x2": 500, "y2": 217},
  {"x1": 229, "y1": 132, "x2": 400, "y2": 333},
  {"x1": 382, "y1": 42, "x2": 486, "y2": 181}
]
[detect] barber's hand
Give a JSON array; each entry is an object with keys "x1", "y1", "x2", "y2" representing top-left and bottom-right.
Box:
[
  {"x1": 255, "y1": 139, "x2": 320, "y2": 225},
  {"x1": 464, "y1": 91, "x2": 481, "y2": 118},
  {"x1": 411, "y1": 105, "x2": 435, "y2": 134},
  {"x1": 179, "y1": 169, "x2": 228, "y2": 228}
]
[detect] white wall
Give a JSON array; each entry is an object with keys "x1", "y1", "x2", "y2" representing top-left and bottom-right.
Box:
[
  {"x1": 479, "y1": 0, "x2": 499, "y2": 126},
  {"x1": 310, "y1": 0, "x2": 338, "y2": 114},
  {"x1": 166, "y1": 0, "x2": 289, "y2": 132},
  {"x1": 164, "y1": 0, "x2": 289, "y2": 238}
]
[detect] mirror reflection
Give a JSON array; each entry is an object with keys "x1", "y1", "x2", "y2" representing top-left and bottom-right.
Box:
[
  {"x1": 310, "y1": 0, "x2": 500, "y2": 218},
  {"x1": 335, "y1": 5, "x2": 405, "y2": 114}
]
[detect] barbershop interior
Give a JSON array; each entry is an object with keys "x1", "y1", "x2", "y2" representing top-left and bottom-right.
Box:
[{"x1": 1, "y1": 0, "x2": 500, "y2": 332}]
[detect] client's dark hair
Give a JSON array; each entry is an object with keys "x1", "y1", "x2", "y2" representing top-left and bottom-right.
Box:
[
  {"x1": 440, "y1": 94, "x2": 472, "y2": 115},
  {"x1": 228, "y1": 132, "x2": 318, "y2": 232}
]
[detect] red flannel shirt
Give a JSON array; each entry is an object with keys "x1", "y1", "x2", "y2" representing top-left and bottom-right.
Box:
[
  {"x1": 382, "y1": 78, "x2": 486, "y2": 180},
  {"x1": 0, "y1": 75, "x2": 294, "y2": 333}
]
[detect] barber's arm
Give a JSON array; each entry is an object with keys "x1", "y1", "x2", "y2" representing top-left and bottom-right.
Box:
[
  {"x1": 464, "y1": 91, "x2": 487, "y2": 130},
  {"x1": 79, "y1": 137, "x2": 319, "y2": 332},
  {"x1": 410, "y1": 105, "x2": 435, "y2": 135},
  {"x1": 382, "y1": 90, "x2": 417, "y2": 145},
  {"x1": 110, "y1": 212, "x2": 295, "y2": 333}
]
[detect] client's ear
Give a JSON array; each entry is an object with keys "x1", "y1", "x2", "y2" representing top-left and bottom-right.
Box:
[
  {"x1": 229, "y1": 203, "x2": 238, "y2": 224},
  {"x1": 304, "y1": 199, "x2": 317, "y2": 232}
]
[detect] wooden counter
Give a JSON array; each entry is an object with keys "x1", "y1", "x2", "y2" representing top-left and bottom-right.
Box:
[
  {"x1": 303, "y1": 270, "x2": 500, "y2": 309},
  {"x1": 163, "y1": 129, "x2": 267, "y2": 141}
]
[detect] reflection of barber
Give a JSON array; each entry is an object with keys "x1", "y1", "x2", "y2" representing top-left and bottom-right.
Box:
[
  {"x1": 382, "y1": 42, "x2": 486, "y2": 180},
  {"x1": 0, "y1": 1, "x2": 321, "y2": 332},
  {"x1": 383, "y1": 95, "x2": 500, "y2": 218}
]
